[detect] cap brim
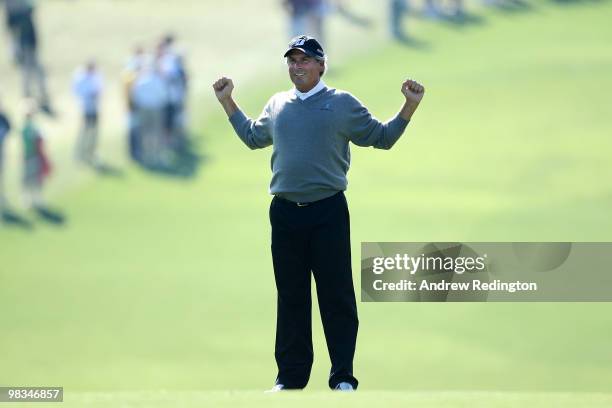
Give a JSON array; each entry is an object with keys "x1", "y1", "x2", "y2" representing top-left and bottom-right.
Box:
[{"x1": 283, "y1": 47, "x2": 318, "y2": 58}]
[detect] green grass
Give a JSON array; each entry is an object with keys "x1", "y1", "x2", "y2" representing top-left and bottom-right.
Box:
[
  {"x1": 12, "y1": 391, "x2": 612, "y2": 408},
  {"x1": 2, "y1": 0, "x2": 612, "y2": 405}
]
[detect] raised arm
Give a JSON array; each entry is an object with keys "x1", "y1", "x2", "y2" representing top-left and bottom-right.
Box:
[
  {"x1": 345, "y1": 78, "x2": 425, "y2": 150},
  {"x1": 213, "y1": 77, "x2": 239, "y2": 118},
  {"x1": 212, "y1": 76, "x2": 272, "y2": 150},
  {"x1": 399, "y1": 79, "x2": 425, "y2": 121}
]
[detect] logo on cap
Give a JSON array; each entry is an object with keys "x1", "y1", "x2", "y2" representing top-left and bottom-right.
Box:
[
  {"x1": 284, "y1": 35, "x2": 326, "y2": 59},
  {"x1": 293, "y1": 37, "x2": 307, "y2": 47}
]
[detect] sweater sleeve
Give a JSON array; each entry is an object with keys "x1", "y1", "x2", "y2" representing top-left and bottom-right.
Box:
[
  {"x1": 342, "y1": 94, "x2": 409, "y2": 150},
  {"x1": 228, "y1": 99, "x2": 273, "y2": 150}
]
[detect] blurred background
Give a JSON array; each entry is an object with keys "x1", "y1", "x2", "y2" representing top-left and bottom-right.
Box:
[{"x1": 1, "y1": 0, "x2": 612, "y2": 405}]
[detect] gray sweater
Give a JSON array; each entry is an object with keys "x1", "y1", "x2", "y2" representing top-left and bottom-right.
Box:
[{"x1": 229, "y1": 86, "x2": 409, "y2": 203}]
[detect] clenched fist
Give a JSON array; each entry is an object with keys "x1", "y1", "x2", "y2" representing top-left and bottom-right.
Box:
[
  {"x1": 402, "y1": 79, "x2": 425, "y2": 104},
  {"x1": 213, "y1": 77, "x2": 234, "y2": 102}
]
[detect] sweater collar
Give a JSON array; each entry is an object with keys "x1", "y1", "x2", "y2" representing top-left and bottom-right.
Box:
[{"x1": 294, "y1": 80, "x2": 326, "y2": 101}]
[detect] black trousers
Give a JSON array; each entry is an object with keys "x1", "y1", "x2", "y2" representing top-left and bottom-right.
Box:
[{"x1": 269, "y1": 191, "x2": 359, "y2": 390}]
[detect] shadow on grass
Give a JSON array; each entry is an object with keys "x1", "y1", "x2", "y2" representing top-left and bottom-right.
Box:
[
  {"x1": 94, "y1": 161, "x2": 125, "y2": 178},
  {"x1": 438, "y1": 11, "x2": 487, "y2": 29},
  {"x1": 411, "y1": 0, "x2": 607, "y2": 37},
  {"x1": 393, "y1": 34, "x2": 432, "y2": 50},
  {"x1": 1, "y1": 208, "x2": 34, "y2": 230},
  {"x1": 549, "y1": 0, "x2": 610, "y2": 4},
  {"x1": 136, "y1": 136, "x2": 206, "y2": 180},
  {"x1": 337, "y1": 6, "x2": 374, "y2": 29},
  {"x1": 34, "y1": 205, "x2": 66, "y2": 226},
  {"x1": 490, "y1": 0, "x2": 534, "y2": 13}
]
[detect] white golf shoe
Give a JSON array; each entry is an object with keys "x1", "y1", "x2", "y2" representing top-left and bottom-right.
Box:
[
  {"x1": 265, "y1": 384, "x2": 285, "y2": 393},
  {"x1": 334, "y1": 382, "x2": 355, "y2": 392}
]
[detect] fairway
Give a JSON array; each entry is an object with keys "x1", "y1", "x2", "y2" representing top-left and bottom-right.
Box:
[
  {"x1": 11, "y1": 391, "x2": 612, "y2": 408},
  {"x1": 1, "y1": 0, "x2": 612, "y2": 406}
]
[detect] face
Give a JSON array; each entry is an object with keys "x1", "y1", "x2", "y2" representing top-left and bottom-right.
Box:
[{"x1": 286, "y1": 50, "x2": 323, "y2": 93}]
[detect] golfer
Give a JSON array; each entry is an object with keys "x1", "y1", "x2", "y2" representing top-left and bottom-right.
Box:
[{"x1": 213, "y1": 35, "x2": 424, "y2": 392}]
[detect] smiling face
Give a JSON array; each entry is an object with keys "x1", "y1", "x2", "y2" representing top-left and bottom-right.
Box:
[{"x1": 286, "y1": 49, "x2": 324, "y2": 93}]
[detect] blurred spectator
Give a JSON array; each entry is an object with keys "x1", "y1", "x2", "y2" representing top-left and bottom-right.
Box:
[
  {"x1": 0, "y1": 104, "x2": 10, "y2": 211},
  {"x1": 283, "y1": 0, "x2": 327, "y2": 46},
  {"x1": 130, "y1": 59, "x2": 168, "y2": 167},
  {"x1": 123, "y1": 37, "x2": 193, "y2": 169},
  {"x1": 449, "y1": 0, "x2": 464, "y2": 17},
  {"x1": 423, "y1": 0, "x2": 440, "y2": 18},
  {"x1": 72, "y1": 60, "x2": 103, "y2": 166},
  {"x1": 122, "y1": 46, "x2": 146, "y2": 161},
  {"x1": 4, "y1": 0, "x2": 54, "y2": 115},
  {"x1": 3, "y1": 0, "x2": 32, "y2": 62},
  {"x1": 22, "y1": 105, "x2": 50, "y2": 208},
  {"x1": 389, "y1": 0, "x2": 408, "y2": 40},
  {"x1": 158, "y1": 34, "x2": 188, "y2": 151}
]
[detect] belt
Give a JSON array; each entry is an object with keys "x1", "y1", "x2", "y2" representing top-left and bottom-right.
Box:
[{"x1": 274, "y1": 191, "x2": 342, "y2": 207}]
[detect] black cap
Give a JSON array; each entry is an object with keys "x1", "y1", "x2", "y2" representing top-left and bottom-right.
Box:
[{"x1": 283, "y1": 35, "x2": 325, "y2": 59}]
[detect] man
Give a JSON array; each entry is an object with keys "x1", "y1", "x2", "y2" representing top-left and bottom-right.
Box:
[
  {"x1": 212, "y1": 35, "x2": 424, "y2": 392},
  {"x1": 158, "y1": 34, "x2": 188, "y2": 151},
  {"x1": 130, "y1": 58, "x2": 168, "y2": 167},
  {"x1": 72, "y1": 60, "x2": 103, "y2": 165},
  {"x1": 3, "y1": 0, "x2": 53, "y2": 115},
  {"x1": 3, "y1": 0, "x2": 32, "y2": 63},
  {"x1": 122, "y1": 45, "x2": 146, "y2": 162},
  {"x1": 389, "y1": 0, "x2": 408, "y2": 40}
]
